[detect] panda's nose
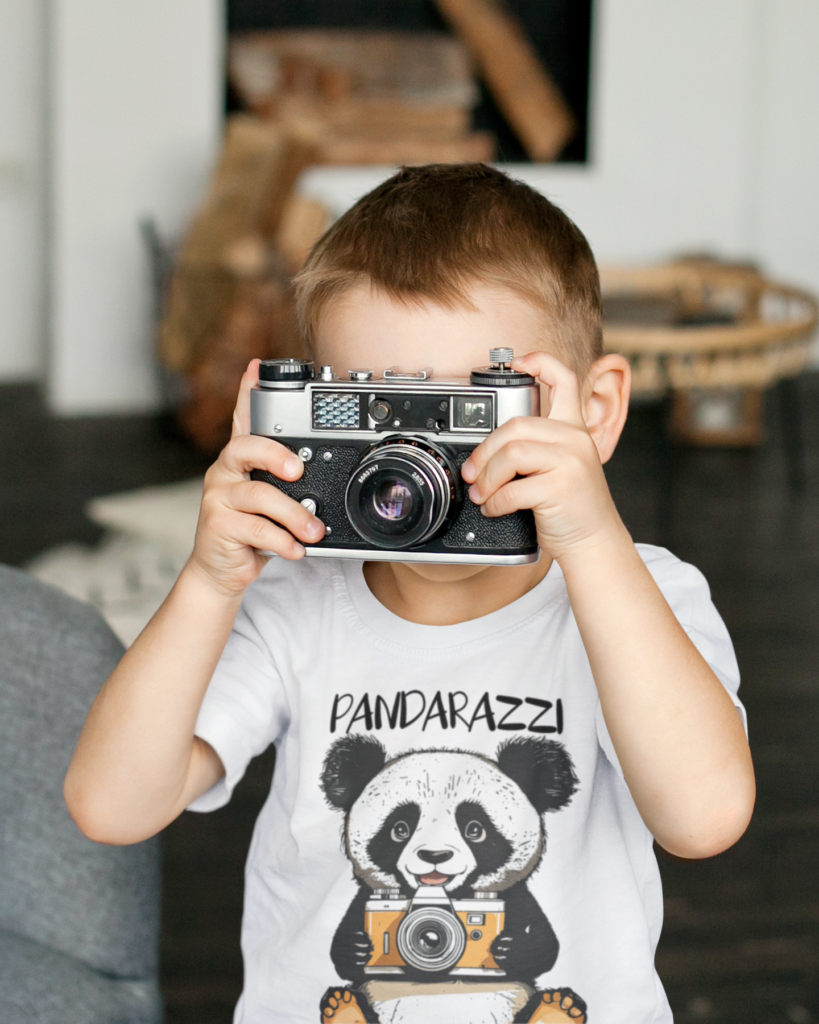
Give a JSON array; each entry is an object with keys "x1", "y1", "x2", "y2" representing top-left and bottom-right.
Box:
[{"x1": 418, "y1": 849, "x2": 453, "y2": 865}]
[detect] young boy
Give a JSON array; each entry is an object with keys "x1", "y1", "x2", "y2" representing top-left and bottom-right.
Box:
[{"x1": 65, "y1": 164, "x2": 754, "y2": 1024}]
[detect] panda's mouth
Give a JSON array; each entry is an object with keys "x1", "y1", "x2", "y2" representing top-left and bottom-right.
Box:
[{"x1": 417, "y1": 871, "x2": 450, "y2": 885}]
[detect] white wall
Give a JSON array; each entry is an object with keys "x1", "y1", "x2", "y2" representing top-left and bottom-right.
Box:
[
  {"x1": 0, "y1": 0, "x2": 46, "y2": 380},
  {"x1": 750, "y1": 0, "x2": 819, "y2": 298},
  {"x1": 48, "y1": 0, "x2": 224, "y2": 413}
]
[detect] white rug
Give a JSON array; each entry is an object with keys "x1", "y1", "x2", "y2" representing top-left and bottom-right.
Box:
[{"x1": 27, "y1": 478, "x2": 203, "y2": 647}]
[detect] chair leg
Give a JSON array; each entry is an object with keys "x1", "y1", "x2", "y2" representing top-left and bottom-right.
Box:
[
  {"x1": 657, "y1": 395, "x2": 677, "y2": 549},
  {"x1": 778, "y1": 376, "x2": 805, "y2": 493}
]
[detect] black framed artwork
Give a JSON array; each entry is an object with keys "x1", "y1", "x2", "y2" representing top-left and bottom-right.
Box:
[{"x1": 227, "y1": 0, "x2": 593, "y2": 163}]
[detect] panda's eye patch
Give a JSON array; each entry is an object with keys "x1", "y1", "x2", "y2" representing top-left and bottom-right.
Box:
[
  {"x1": 464, "y1": 820, "x2": 487, "y2": 843},
  {"x1": 368, "y1": 803, "x2": 420, "y2": 875},
  {"x1": 391, "y1": 821, "x2": 411, "y2": 842}
]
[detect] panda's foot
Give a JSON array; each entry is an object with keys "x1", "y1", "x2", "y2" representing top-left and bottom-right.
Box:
[
  {"x1": 320, "y1": 987, "x2": 368, "y2": 1023},
  {"x1": 527, "y1": 988, "x2": 587, "y2": 1023}
]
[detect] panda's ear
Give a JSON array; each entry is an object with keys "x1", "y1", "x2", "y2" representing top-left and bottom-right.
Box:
[
  {"x1": 496, "y1": 737, "x2": 578, "y2": 814},
  {"x1": 321, "y1": 735, "x2": 387, "y2": 812}
]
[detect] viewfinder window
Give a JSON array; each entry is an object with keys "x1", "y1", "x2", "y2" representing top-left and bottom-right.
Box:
[{"x1": 452, "y1": 395, "x2": 493, "y2": 431}]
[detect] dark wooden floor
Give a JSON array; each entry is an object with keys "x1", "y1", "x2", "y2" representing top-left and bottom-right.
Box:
[{"x1": 2, "y1": 378, "x2": 818, "y2": 1023}]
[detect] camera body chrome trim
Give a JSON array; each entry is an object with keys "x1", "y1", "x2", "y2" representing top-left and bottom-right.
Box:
[
  {"x1": 252, "y1": 373, "x2": 538, "y2": 442},
  {"x1": 257, "y1": 546, "x2": 540, "y2": 565}
]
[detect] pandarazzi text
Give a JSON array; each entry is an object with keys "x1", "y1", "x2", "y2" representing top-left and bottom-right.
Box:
[{"x1": 330, "y1": 691, "x2": 564, "y2": 735}]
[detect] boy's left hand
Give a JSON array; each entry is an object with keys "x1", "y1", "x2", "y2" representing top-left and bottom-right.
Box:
[
  {"x1": 461, "y1": 351, "x2": 626, "y2": 562},
  {"x1": 465, "y1": 352, "x2": 755, "y2": 860}
]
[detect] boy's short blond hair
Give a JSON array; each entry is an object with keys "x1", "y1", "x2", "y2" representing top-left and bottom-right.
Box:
[{"x1": 294, "y1": 163, "x2": 603, "y2": 376}]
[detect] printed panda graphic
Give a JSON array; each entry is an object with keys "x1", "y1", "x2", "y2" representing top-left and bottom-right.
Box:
[{"x1": 319, "y1": 734, "x2": 586, "y2": 1024}]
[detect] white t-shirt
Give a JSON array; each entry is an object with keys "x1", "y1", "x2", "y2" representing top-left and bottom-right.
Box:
[{"x1": 190, "y1": 545, "x2": 745, "y2": 1024}]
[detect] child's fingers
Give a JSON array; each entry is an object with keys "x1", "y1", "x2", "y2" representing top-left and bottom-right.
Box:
[
  {"x1": 227, "y1": 479, "x2": 325, "y2": 545},
  {"x1": 230, "y1": 359, "x2": 261, "y2": 439},
  {"x1": 513, "y1": 351, "x2": 586, "y2": 428},
  {"x1": 479, "y1": 475, "x2": 548, "y2": 519},
  {"x1": 217, "y1": 433, "x2": 304, "y2": 483},
  {"x1": 467, "y1": 440, "x2": 560, "y2": 505},
  {"x1": 218, "y1": 508, "x2": 306, "y2": 560},
  {"x1": 461, "y1": 415, "x2": 574, "y2": 484}
]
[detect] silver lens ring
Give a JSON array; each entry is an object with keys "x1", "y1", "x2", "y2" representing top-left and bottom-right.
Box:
[
  {"x1": 396, "y1": 906, "x2": 466, "y2": 972},
  {"x1": 345, "y1": 438, "x2": 456, "y2": 550}
]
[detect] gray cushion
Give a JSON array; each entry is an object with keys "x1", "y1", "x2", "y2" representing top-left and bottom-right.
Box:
[
  {"x1": 0, "y1": 565, "x2": 161, "y2": 985},
  {"x1": 0, "y1": 930, "x2": 162, "y2": 1024}
]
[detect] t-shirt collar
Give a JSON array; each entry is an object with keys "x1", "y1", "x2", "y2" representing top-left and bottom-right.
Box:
[{"x1": 337, "y1": 557, "x2": 565, "y2": 651}]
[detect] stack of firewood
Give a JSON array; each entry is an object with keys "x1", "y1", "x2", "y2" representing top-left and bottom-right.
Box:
[
  {"x1": 158, "y1": 118, "x2": 330, "y2": 450},
  {"x1": 160, "y1": 0, "x2": 576, "y2": 451}
]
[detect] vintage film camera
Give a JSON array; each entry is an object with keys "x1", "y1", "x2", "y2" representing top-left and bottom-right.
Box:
[
  {"x1": 363, "y1": 885, "x2": 506, "y2": 977},
  {"x1": 250, "y1": 348, "x2": 540, "y2": 564}
]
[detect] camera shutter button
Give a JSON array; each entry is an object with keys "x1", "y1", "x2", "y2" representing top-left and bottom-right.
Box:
[
  {"x1": 300, "y1": 497, "x2": 318, "y2": 515},
  {"x1": 490, "y1": 347, "x2": 514, "y2": 366}
]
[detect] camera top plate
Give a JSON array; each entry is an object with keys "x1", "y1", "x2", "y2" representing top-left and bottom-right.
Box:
[{"x1": 252, "y1": 351, "x2": 539, "y2": 444}]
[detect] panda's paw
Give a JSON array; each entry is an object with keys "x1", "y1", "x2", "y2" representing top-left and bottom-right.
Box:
[
  {"x1": 320, "y1": 986, "x2": 367, "y2": 1023},
  {"x1": 527, "y1": 988, "x2": 587, "y2": 1023},
  {"x1": 490, "y1": 930, "x2": 515, "y2": 965},
  {"x1": 350, "y1": 930, "x2": 374, "y2": 968}
]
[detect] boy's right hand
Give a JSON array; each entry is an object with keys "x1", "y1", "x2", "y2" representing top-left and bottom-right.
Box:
[{"x1": 188, "y1": 359, "x2": 325, "y2": 597}]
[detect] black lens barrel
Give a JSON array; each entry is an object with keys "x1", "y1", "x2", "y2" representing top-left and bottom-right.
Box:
[{"x1": 345, "y1": 438, "x2": 458, "y2": 550}]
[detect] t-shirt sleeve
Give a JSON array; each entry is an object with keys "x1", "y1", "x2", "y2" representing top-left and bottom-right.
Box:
[
  {"x1": 595, "y1": 545, "x2": 746, "y2": 776},
  {"x1": 187, "y1": 602, "x2": 290, "y2": 812}
]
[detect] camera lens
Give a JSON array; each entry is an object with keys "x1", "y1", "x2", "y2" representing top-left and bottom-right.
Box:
[
  {"x1": 372, "y1": 479, "x2": 413, "y2": 521},
  {"x1": 396, "y1": 908, "x2": 466, "y2": 972},
  {"x1": 345, "y1": 438, "x2": 459, "y2": 550}
]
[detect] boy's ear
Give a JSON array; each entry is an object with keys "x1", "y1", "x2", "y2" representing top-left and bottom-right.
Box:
[
  {"x1": 582, "y1": 353, "x2": 631, "y2": 464},
  {"x1": 321, "y1": 735, "x2": 387, "y2": 812},
  {"x1": 496, "y1": 737, "x2": 579, "y2": 814}
]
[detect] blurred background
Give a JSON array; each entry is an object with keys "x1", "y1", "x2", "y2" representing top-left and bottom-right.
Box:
[{"x1": 1, "y1": 2, "x2": 818, "y2": 1022}]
